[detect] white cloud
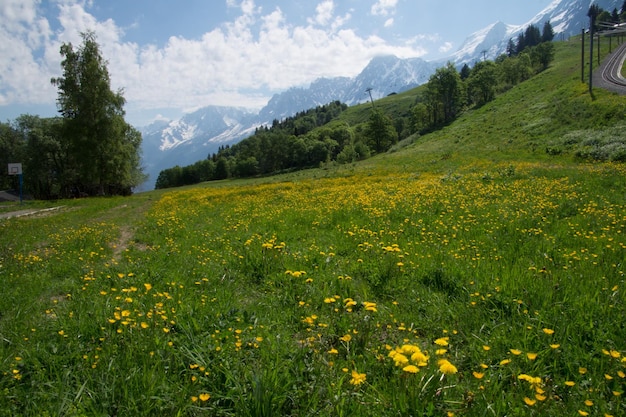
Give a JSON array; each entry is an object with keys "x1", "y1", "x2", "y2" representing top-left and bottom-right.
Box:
[
  {"x1": 309, "y1": 0, "x2": 334, "y2": 26},
  {"x1": 371, "y1": 0, "x2": 398, "y2": 17},
  {"x1": 384, "y1": 18, "x2": 394, "y2": 28},
  {"x1": 0, "y1": 0, "x2": 427, "y2": 118},
  {"x1": 439, "y1": 42, "x2": 453, "y2": 54}
]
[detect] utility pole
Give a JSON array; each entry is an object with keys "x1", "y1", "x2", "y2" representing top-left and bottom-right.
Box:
[
  {"x1": 365, "y1": 88, "x2": 375, "y2": 108},
  {"x1": 582, "y1": 27, "x2": 586, "y2": 83}
]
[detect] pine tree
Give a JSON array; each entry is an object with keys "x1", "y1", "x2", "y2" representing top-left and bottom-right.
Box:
[{"x1": 542, "y1": 21, "x2": 555, "y2": 42}]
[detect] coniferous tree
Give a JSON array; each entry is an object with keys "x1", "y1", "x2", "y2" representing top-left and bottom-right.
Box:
[
  {"x1": 542, "y1": 21, "x2": 555, "y2": 42},
  {"x1": 506, "y1": 38, "x2": 517, "y2": 57}
]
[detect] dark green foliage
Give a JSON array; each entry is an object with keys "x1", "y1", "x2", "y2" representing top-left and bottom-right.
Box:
[
  {"x1": 466, "y1": 61, "x2": 497, "y2": 107},
  {"x1": 425, "y1": 63, "x2": 465, "y2": 126},
  {"x1": 366, "y1": 109, "x2": 398, "y2": 153},
  {"x1": 49, "y1": 31, "x2": 145, "y2": 197}
]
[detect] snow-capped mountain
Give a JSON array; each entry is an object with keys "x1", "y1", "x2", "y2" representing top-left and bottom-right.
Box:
[
  {"x1": 140, "y1": 56, "x2": 436, "y2": 189},
  {"x1": 451, "y1": 0, "x2": 622, "y2": 64},
  {"x1": 139, "y1": 0, "x2": 622, "y2": 190}
]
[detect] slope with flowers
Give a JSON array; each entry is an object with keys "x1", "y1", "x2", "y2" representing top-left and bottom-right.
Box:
[{"x1": 0, "y1": 37, "x2": 625, "y2": 416}]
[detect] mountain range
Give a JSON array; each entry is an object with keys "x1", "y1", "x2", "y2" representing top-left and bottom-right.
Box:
[{"x1": 139, "y1": 0, "x2": 622, "y2": 190}]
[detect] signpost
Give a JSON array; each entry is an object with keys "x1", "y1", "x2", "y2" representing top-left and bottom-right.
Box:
[{"x1": 7, "y1": 163, "x2": 23, "y2": 205}]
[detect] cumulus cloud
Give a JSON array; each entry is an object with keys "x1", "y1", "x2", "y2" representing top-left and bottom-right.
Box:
[
  {"x1": 371, "y1": 0, "x2": 398, "y2": 17},
  {"x1": 0, "y1": 0, "x2": 427, "y2": 117}
]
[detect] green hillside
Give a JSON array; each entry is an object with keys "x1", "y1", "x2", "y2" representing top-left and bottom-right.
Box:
[{"x1": 1, "y1": 37, "x2": 626, "y2": 416}]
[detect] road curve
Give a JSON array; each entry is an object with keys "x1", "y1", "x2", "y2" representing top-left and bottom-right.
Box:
[{"x1": 593, "y1": 40, "x2": 626, "y2": 95}]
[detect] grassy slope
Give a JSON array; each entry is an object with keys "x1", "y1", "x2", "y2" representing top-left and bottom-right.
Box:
[{"x1": 1, "y1": 38, "x2": 626, "y2": 416}]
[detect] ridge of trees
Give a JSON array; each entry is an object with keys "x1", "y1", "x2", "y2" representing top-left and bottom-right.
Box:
[
  {"x1": 0, "y1": 32, "x2": 145, "y2": 199},
  {"x1": 156, "y1": 25, "x2": 556, "y2": 190}
]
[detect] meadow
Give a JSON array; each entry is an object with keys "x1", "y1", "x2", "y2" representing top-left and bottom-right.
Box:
[
  {"x1": 1, "y1": 160, "x2": 625, "y2": 416},
  {"x1": 1, "y1": 39, "x2": 626, "y2": 416}
]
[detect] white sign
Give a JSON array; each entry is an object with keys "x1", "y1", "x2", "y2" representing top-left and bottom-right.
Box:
[{"x1": 8, "y1": 163, "x2": 22, "y2": 175}]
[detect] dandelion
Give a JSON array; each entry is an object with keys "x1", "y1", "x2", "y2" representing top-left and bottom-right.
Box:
[
  {"x1": 363, "y1": 301, "x2": 377, "y2": 312},
  {"x1": 578, "y1": 411, "x2": 589, "y2": 416},
  {"x1": 403, "y1": 365, "x2": 419, "y2": 373},
  {"x1": 510, "y1": 349, "x2": 522, "y2": 355},
  {"x1": 473, "y1": 371, "x2": 485, "y2": 379},
  {"x1": 500, "y1": 359, "x2": 511, "y2": 366},
  {"x1": 550, "y1": 344, "x2": 560, "y2": 349},
  {"x1": 565, "y1": 381, "x2": 576, "y2": 387},
  {"x1": 482, "y1": 345, "x2": 491, "y2": 351},
  {"x1": 340, "y1": 334, "x2": 352, "y2": 343},
  {"x1": 144, "y1": 283, "x2": 152, "y2": 291},
  {"x1": 613, "y1": 391, "x2": 622, "y2": 397},
  {"x1": 438, "y1": 359, "x2": 458, "y2": 375},
  {"x1": 199, "y1": 393, "x2": 210, "y2": 401},
  {"x1": 328, "y1": 348, "x2": 338, "y2": 355},
  {"x1": 349, "y1": 370, "x2": 367, "y2": 385},
  {"x1": 535, "y1": 394, "x2": 547, "y2": 401},
  {"x1": 543, "y1": 328, "x2": 555, "y2": 335},
  {"x1": 434, "y1": 337, "x2": 449, "y2": 346},
  {"x1": 584, "y1": 399, "x2": 593, "y2": 406},
  {"x1": 579, "y1": 367, "x2": 587, "y2": 375},
  {"x1": 436, "y1": 349, "x2": 447, "y2": 355},
  {"x1": 527, "y1": 352, "x2": 538, "y2": 360},
  {"x1": 523, "y1": 397, "x2": 536, "y2": 406}
]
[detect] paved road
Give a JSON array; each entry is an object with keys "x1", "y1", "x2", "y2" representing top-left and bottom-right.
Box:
[{"x1": 593, "y1": 41, "x2": 626, "y2": 95}]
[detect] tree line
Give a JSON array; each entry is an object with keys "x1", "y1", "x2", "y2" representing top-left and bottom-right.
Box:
[
  {"x1": 156, "y1": 22, "x2": 557, "y2": 190},
  {"x1": 0, "y1": 32, "x2": 144, "y2": 199}
]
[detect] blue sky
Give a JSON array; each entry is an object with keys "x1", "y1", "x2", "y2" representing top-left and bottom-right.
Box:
[{"x1": 0, "y1": 0, "x2": 553, "y2": 126}]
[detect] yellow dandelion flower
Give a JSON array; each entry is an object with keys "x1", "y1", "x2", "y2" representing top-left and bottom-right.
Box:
[
  {"x1": 340, "y1": 334, "x2": 352, "y2": 343},
  {"x1": 199, "y1": 393, "x2": 210, "y2": 401},
  {"x1": 434, "y1": 337, "x2": 449, "y2": 346},
  {"x1": 349, "y1": 370, "x2": 366, "y2": 385},
  {"x1": 473, "y1": 371, "x2": 485, "y2": 379},
  {"x1": 140, "y1": 322, "x2": 149, "y2": 329},
  {"x1": 438, "y1": 359, "x2": 458, "y2": 375},
  {"x1": 543, "y1": 328, "x2": 555, "y2": 335},
  {"x1": 527, "y1": 352, "x2": 538, "y2": 360},
  {"x1": 618, "y1": 371, "x2": 625, "y2": 378},
  {"x1": 144, "y1": 283, "x2": 152, "y2": 291},
  {"x1": 584, "y1": 399, "x2": 593, "y2": 406},
  {"x1": 613, "y1": 391, "x2": 622, "y2": 397},
  {"x1": 324, "y1": 297, "x2": 336, "y2": 304},
  {"x1": 328, "y1": 348, "x2": 338, "y2": 354},
  {"x1": 578, "y1": 411, "x2": 589, "y2": 416},
  {"x1": 550, "y1": 344, "x2": 560, "y2": 349},
  {"x1": 579, "y1": 367, "x2": 587, "y2": 375},
  {"x1": 522, "y1": 396, "x2": 537, "y2": 406},
  {"x1": 403, "y1": 365, "x2": 419, "y2": 373},
  {"x1": 436, "y1": 349, "x2": 447, "y2": 355},
  {"x1": 393, "y1": 353, "x2": 409, "y2": 367},
  {"x1": 510, "y1": 349, "x2": 522, "y2": 355},
  {"x1": 482, "y1": 345, "x2": 491, "y2": 351},
  {"x1": 605, "y1": 374, "x2": 613, "y2": 380},
  {"x1": 191, "y1": 396, "x2": 198, "y2": 402},
  {"x1": 565, "y1": 381, "x2": 576, "y2": 387},
  {"x1": 610, "y1": 350, "x2": 621, "y2": 358},
  {"x1": 535, "y1": 394, "x2": 547, "y2": 401},
  {"x1": 500, "y1": 359, "x2": 511, "y2": 366}
]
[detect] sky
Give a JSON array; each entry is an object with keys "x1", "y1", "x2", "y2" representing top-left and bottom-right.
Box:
[{"x1": 0, "y1": 0, "x2": 553, "y2": 126}]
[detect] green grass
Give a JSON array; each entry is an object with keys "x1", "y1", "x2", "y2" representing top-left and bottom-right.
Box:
[{"x1": 1, "y1": 39, "x2": 626, "y2": 416}]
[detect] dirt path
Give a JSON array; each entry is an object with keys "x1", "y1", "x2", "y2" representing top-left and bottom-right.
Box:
[{"x1": 0, "y1": 206, "x2": 65, "y2": 220}]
